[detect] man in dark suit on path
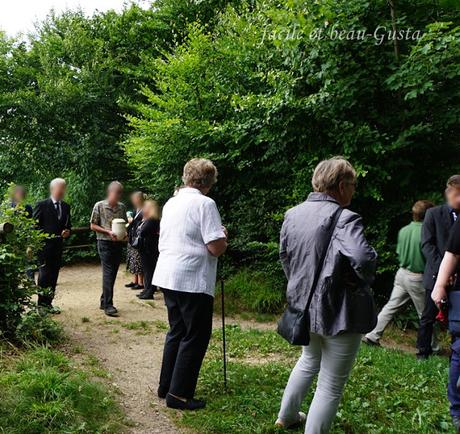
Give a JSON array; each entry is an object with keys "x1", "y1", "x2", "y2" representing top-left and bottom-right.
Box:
[
  {"x1": 33, "y1": 178, "x2": 71, "y2": 313},
  {"x1": 417, "y1": 175, "x2": 460, "y2": 358}
]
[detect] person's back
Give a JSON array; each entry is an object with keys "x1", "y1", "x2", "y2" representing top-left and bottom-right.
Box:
[
  {"x1": 282, "y1": 193, "x2": 377, "y2": 336},
  {"x1": 155, "y1": 187, "x2": 223, "y2": 296},
  {"x1": 159, "y1": 190, "x2": 214, "y2": 257},
  {"x1": 397, "y1": 221, "x2": 425, "y2": 273},
  {"x1": 276, "y1": 157, "x2": 376, "y2": 434},
  {"x1": 364, "y1": 200, "x2": 434, "y2": 347},
  {"x1": 154, "y1": 159, "x2": 226, "y2": 411}
]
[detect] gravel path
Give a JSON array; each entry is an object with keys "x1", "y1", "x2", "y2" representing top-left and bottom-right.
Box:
[{"x1": 54, "y1": 263, "x2": 182, "y2": 434}]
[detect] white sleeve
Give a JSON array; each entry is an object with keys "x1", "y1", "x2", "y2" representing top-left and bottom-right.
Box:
[{"x1": 200, "y1": 200, "x2": 226, "y2": 244}]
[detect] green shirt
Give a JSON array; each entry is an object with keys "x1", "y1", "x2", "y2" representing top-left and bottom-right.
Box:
[{"x1": 396, "y1": 221, "x2": 425, "y2": 273}]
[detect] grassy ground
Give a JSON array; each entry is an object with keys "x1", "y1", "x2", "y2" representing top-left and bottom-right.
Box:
[
  {"x1": 0, "y1": 345, "x2": 126, "y2": 434},
  {"x1": 176, "y1": 325, "x2": 454, "y2": 434}
]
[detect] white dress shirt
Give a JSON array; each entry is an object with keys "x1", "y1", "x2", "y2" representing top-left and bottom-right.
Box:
[{"x1": 152, "y1": 187, "x2": 226, "y2": 297}]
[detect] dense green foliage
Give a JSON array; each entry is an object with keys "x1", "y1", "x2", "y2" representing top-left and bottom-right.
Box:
[
  {"x1": 0, "y1": 0, "x2": 239, "y2": 223},
  {"x1": 125, "y1": 0, "x2": 460, "y2": 293},
  {"x1": 0, "y1": 347, "x2": 124, "y2": 433},
  {"x1": 178, "y1": 325, "x2": 452, "y2": 433},
  {"x1": 1, "y1": 0, "x2": 460, "y2": 301},
  {"x1": 0, "y1": 192, "x2": 47, "y2": 339}
]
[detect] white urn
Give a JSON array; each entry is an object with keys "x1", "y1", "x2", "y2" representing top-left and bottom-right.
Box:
[{"x1": 111, "y1": 218, "x2": 127, "y2": 240}]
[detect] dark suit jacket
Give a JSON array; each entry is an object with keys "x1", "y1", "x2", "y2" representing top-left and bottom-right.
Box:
[
  {"x1": 33, "y1": 198, "x2": 72, "y2": 239},
  {"x1": 422, "y1": 204, "x2": 455, "y2": 290},
  {"x1": 127, "y1": 210, "x2": 143, "y2": 245}
]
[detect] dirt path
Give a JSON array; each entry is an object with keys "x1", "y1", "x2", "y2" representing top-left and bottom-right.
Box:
[{"x1": 54, "y1": 263, "x2": 181, "y2": 434}]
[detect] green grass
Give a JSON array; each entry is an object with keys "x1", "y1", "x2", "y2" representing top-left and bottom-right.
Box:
[
  {"x1": 177, "y1": 326, "x2": 453, "y2": 434},
  {"x1": 120, "y1": 320, "x2": 152, "y2": 336},
  {"x1": 153, "y1": 319, "x2": 169, "y2": 332},
  {"x1": 0, "y1": 346, "x2": 125, "y2": 434}
]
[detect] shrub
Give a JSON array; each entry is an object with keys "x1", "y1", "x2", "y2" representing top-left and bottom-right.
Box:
[
  {"x1": 15, "y1": 312, "x2": 64, "y2": 346},
  {"x1": 0, "y1": 189, "x2": 47, "y2": 340},
  {"x1": 125, "y1": 0, "x2": 460, "y2": 303},
  {"x1": 218, "y1": 268, "x2": 285, "y2": 315}
]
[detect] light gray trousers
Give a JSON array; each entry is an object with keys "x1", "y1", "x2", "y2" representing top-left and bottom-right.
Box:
[
  {"x1": 365, "y1": 267, "x2": 426, "y2": 343},
  {"x1": 278, "y1": 332, "x2": 362, "y2": 434}
]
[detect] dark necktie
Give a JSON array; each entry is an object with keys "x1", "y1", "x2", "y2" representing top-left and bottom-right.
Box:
[{"x1": 55, "y1": 201, "x2": 62, "y2": 220}]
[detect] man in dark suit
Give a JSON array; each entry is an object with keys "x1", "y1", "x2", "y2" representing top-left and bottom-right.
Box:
[
  {"x1": 11, "y1": 185, "x2": 33, "y2": 218},
  {"x1": 417, "y1": 175, "x2": 460, "y2": 359},
  {"x1": 33, "y1": 178, "x2": 71, "y2": 313}
]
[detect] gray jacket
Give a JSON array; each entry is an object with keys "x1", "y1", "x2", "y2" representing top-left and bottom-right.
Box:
[{"x1": 280, "y1": 192, "x2": 377, "y2": 336}]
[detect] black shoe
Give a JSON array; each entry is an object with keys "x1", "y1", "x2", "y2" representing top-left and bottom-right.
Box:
[
  {"x1": 453, "y1": 416, "x2": 460, "y2": 433},
  {"x1": 416, "y1": 353, "x2": 430, "y2": 361},
  {"x1": 166, "y1": 394, "x2": 206, "y2": 410},
  {"x1": 362, "y1": 337, "x2": 380, "y2": 347},
  {"x1": 139, "y1": 293, "x2": 154, "y2": 300},
  {"x1": 99, "y1": 305, "x2": 105, "y2": 310},
  {"x1": 125, "y1": 282, "x2": 136, "y2": 288},
  {"x1": 158, "y1": 386, "x2": 168, "y2": 399},
  {"x1": 132, "y1": 284, "x2": 144, "y2": 290},
  {"x1": 105, "y1": 306, "x2": 119, "y2": 317}
]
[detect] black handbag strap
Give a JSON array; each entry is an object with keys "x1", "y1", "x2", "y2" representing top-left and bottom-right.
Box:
[{"x1": 304, "y1": 205, "x2": 344, "y2": 311}]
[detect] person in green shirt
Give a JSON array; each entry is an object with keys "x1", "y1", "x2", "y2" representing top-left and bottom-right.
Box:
[{"x1": 363, "y1": 200, "x2": 434, "y2": 346}]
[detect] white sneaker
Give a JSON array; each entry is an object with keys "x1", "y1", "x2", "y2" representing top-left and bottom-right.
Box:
[{"x1": 275, "y1": 411, "x2": 307, "y2": 429}]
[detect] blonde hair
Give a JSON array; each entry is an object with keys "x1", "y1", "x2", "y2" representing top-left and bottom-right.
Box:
[
  {"x1": 144, "y1": 199, "x2": 160, "y2": 220},
  {"x1": 311, "y1": 157, "x2": 356, "y2": 193},
  {"x1": 182, "y1": 158, "x2": 218, "y2": 189}
]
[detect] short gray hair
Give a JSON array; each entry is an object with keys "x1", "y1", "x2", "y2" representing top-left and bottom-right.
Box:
[
  {"x1": 311, "y1": 157, "x2": 356, "y2": 192},
  {"x1": 50, "y1": 178, "x2": 66, "y2": 189},
  {"x1": 108, "y1": 181, "x2": 123, "y2": 192},
  {"x1": 182, "y1": 158, "x2": 218, "y2": 189}
]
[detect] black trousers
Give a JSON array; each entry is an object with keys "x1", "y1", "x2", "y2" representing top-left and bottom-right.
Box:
[
  {"x1": 416, "y1": 288, "x2": 439, "y2": 356},
  {"x1": 159, "y1": 289, "x2": 213, "y2": 399},
  {"x1": 37, "y1": 240, "x2": 63, "y2": 307},
  {"x1": 97, "y1": 240, "x2": 123, "y2": 309},
  {"x1": 140, "y1": 252, "x2": 158, "y2": 297}
]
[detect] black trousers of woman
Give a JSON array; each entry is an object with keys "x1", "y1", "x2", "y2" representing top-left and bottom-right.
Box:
[
  {"x1": 140, "y1": 252, "x2": 158, "y2": 297},
  {"x1": 159, "y1": 289, "x2": 213, "y2": 399}
]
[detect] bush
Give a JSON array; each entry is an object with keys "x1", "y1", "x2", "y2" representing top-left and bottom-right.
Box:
[
  {"x1": 125, "y1": 0, "x2": 460, "y2": 302},
  {"x1": 15, "y1": 312, "x2": 64, "y2": 346},
  {"x1": 0, "y1": 190, "x2": 47, "y2": 340},
  {"x1": 218, "y1": 268, "x2": 285, "y2": 315}
]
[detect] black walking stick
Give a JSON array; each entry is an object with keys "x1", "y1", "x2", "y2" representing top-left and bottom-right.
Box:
[{"x1": 220, "y1": 262, "x2": 228, "y2": 389}]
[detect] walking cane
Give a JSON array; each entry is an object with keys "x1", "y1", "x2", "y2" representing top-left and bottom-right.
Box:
[{"x1": 220, "y1": 262, "x2": 228, "y2": 389}]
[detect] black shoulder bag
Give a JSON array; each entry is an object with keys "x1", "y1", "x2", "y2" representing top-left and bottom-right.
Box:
[
  {"x1": 131, "y1": 221, "x2": 145, "y2": 251},
  {"x1": 277, "y1": 206, "x2": 344, "y2": 345}
]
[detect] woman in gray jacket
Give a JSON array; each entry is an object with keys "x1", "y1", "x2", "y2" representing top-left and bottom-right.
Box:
[{"x1": 276, "y1": 157, "x2": 377, "y2": 433}]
